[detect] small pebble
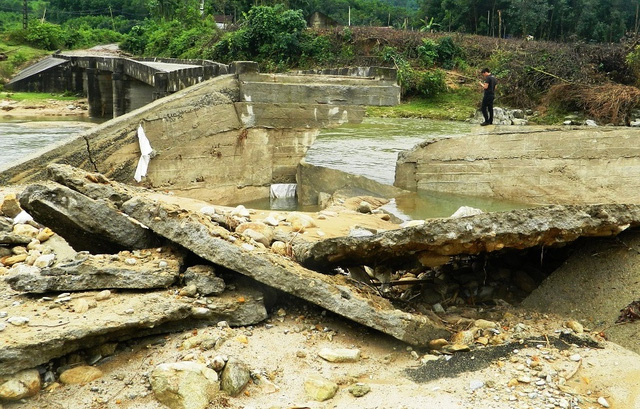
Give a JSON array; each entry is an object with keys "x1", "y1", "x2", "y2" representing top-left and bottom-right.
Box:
[{"x1": 597, "y1": 396, "x2": 610, "y2": 408}]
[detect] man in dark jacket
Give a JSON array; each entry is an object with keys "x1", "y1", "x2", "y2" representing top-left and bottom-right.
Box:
[{"x1": 480, "y1": 68, "x2": 497, "y2": 126}]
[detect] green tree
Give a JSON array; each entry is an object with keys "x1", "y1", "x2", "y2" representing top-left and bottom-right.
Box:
[{"x1": 211, "y1": 4, "x2": 308, "y2": 67}]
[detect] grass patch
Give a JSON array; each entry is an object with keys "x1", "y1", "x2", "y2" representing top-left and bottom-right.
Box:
[
  {"x1": 367, "y1": 87, "x2": 478, "y2": 121},
  {"x1": 0, "y1": 42, "x2": 51, "y2": 87},
  {"x1": 0, "y1": 91, "x2": 79, "y2": 101}
]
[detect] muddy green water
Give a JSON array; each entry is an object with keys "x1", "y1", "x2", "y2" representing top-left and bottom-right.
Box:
[
  {"x1": 246, "y1": 117, "x2": 532, "y2": 219},
  {"x1": 3, "y1": 116, "x2": 530, "y2": 219}
]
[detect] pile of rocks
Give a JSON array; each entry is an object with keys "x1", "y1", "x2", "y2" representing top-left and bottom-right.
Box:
[{"x1": 471, "y1": 107, "x2": 530, "y2": 125}]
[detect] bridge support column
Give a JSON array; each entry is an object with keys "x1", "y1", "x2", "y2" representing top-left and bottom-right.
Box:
[
  {"x1": 86, "y1": 60, "x2": 102, "y2": 118},
  {"x1": 112, "y1": 60, "x2": 126, "y2": 118},
  {"x1": 153, "y1": 72, "x2": 169, "y2": 100}
]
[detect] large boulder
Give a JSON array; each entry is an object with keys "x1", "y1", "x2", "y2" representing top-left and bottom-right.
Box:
[{"x1": 150, "y1": 361, "x2": 220, "y2": 409}]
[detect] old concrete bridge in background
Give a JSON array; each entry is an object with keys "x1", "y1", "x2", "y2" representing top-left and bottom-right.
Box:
[
  {"x1": 7, "y1": 52, "x2": 398, "y2": 119},
  {"x1": 2, "y1": 60, "x2": 400, "y2": 204},
  {"x1": 6, "y1": 52, "x2": 233, "y2": 118}
]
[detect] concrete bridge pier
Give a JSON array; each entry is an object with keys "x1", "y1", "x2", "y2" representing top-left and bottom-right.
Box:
[
  {"x1": 153, "y1": 72, "x2": 169, "y2": 100},
  {"x1": 86, "y1": 60, "x2": 104, "y2": 118},
  {"x1": 71, "y1": 62, "x2": 84, "y2": 95},
  {"x1": 112, "y1": 60, "x2": 126, "y2": 118}
]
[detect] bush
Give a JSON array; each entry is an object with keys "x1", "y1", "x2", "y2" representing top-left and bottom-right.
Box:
[
  {"x1": 212, "y1": 4, "x2": 308, "y2": 69},
  {"x1": 381, "y1": 46, "x2": 447, "y2": 97},
  {"x1": 24, "y1": 21, "x2": 66, "y2": 50},
  {"x1": 145, "y1": 20, "x2": 183, "y2": 56},
  {"x1": 299, "y1": 34, "x2": 335, "y2": 67},
  {"x1": 417, "y1": 38, "x2": 438, "y2": 67},
  {"x1": 436, "y1": 36, "x2": 464, "y2": 69},
  {"x1": 120, "y1": 24, "x2": 151, "y2": 55}
]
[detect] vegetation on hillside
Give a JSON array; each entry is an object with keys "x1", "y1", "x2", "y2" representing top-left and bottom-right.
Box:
[{"x1": 1, "y1": 0, "x2": 640, "y2": 123}]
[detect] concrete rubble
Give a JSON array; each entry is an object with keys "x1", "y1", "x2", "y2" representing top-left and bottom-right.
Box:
[
  {"x1": 294, "y1": 203, "x2": 640, "y2": 270},
  {"x1": 2, "y1": 164, "x2": 640, "y2": 405}
]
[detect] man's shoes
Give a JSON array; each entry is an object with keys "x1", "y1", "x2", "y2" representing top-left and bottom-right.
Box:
[{"x1": 480, "y1": 122, "x2": 489, "y2": 126}]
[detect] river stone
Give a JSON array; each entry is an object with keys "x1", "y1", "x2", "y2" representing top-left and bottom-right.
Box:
[
  {"x1": 450, "y1": 206, "x2": 483, "y2": 218},
  {"x1": 244, "y1": 229, "x2": 271, "y2": 247},
  {"x1": 348, "y1": 382, "x2": 371, "y2": 397},
  {"x1": 59, "y1": 365, "x2": 103, "y2": 384},
  {"x1": 33, "y1": 253, "x2": 56, "y2": 268},
  {"x1": 287, "y1": 213, "x2": 316, "y2": 233},
  {"x1": 36, "y1": 227, "x2": 54, "y2": 242},
  {"x1": 427, "y1": 338, "x2": 449, "y2": 351},
  {"x1": 271, "y1": 241, "x2": 289, "y2": 256},
  {"x1": 236, "y1": 222, "x2": 274, "y2": 243},
  {"x1": 1, "y1": 193, "x2": 22, "y2": 218},
  {"x1": 183, "y1": 265, "x2": 225, "y2": 296},
  {"x1": 150, "y1": 361, "x2": 220, "y2": 409},
  {"x1": 318, "y1": 348, "x2": 361, "y2": 363},
  {"x1": 566, "y1": 320, "x2": 584, "y2": 334},
  {"x1": 220, "y1": 357, "x2": 251, "y2": 396},
  {"x1": 12, "y1": 224, "x2": 39, "y2": 238},
  {"x1": 304, "y1": 375, "x2": 338, "y2": 401},
  {"x1": 0, "y1": 219, "x2": 12, "y2": 235},
  {"x1": 474, "y1": 319, "x2": 498, "y2": 329},
  {"x1": 451, "y1": 330, "x2": 476, "y2": 346},
  {"x1": 0, "y1": 369, "x2": 41, "y2": 400}
]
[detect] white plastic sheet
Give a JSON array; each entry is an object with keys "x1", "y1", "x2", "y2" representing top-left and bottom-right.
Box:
[{"x1": 134, "y1": 124, "x2": 153, "y2": 182}]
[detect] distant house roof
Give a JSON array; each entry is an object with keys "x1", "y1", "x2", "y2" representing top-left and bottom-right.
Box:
[
  {"x1": 214, "y1": 15, "x2": 232, "y2": 23},
  {"x1": 308, "y1": 11, "x2": 339, "y2": 29}
]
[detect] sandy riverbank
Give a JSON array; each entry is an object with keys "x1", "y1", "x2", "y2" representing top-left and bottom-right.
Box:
[
  {"x1": 1, "y1": 182, "x2": 640, "y2": 408},
  {"x1": 0, "y1": 97, "x2": 89, "y2": 119}
]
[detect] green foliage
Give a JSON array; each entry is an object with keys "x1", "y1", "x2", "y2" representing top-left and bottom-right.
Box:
[
  {"x1": 145, "y1": 20, "x2": 183, "y2": 56},
  {"x1": 627, "y1": 45, "x2": 640, "y2": 86},
  {"x1": 435, "y1": 36, "x2": 464, "y2": 70},
  {"x1": 211, "y1": 5, "x2": 308, "y2": 69},
  {"x1": 64, "y1": 28, "x2": 124, "y2": 49},
  {"x1": 417, "y1": 38, "x2": 437, "y2": 67},
  {"x1": 62, "y1": 16, "x2": 136, "y2": 34},
  {"x1": 120, "y1": 24, "x2": 151, "y2": 55},
  {"x1": 15, "y1": 21, "x2": 66, "y2": 50},
  {"x1": 299, "y1": 34, "x2": 336, "y2": 67},
  {"x1": 381, "y1": 46, "x2": 446, "y2": 97},
  {"x1": 169, "y1": 20, "x2": 220, "y2": 58}
]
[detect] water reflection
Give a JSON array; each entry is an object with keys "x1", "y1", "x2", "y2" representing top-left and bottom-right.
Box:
[{"x1": 386, "y1": 190, "x2": 531, "y2": 221}]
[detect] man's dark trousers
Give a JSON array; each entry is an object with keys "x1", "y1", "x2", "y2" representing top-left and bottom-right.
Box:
[{"x1": 481, "y1": 94, "x2": 494, "y2": 124}]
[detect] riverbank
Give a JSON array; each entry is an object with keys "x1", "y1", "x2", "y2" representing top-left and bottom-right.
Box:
[
  {"x1": 0, "y1": 94, "x2": 89, "y2": 119},
  {"x1": 1, "y1": 180, "x2": 639, "y2": 408},
  {"x1": 1, "y1": 97, "x2": 639, "y2": 409}
]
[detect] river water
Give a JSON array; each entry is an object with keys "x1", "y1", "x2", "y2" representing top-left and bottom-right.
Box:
[
  {"x1": 0, "y1": 116, "x2": 528, "y2": 219},
  {"x1": 0, "y1": 118, "x2": 97, "y2": 168}
]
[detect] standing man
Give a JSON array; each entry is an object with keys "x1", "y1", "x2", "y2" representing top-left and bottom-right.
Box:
[{"x1": 480, "y1": 68, "x2": 497, "y2": 126}]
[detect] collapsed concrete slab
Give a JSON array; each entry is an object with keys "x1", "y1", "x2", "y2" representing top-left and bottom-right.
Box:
[
  {"x1": 0, "y1": 283, "x2": 267, "y2": 376},
  {"x1": 18, "y1": 183, "x2": 160, "y2": 253},
  {"x1": 121, "y1": 197, "x2": 450, "y2": 346},
  {"x1": 293, "y1": 204, "x2": 640, "y2": 270},
  {"x1": 5, "y1": 247, "x2": 183, "y2": 293},
  {"x1": 47, "y1": 163, "x2": 136, "y2": 208},
  {"x1": 296, "y1": 160, "x2": 409, "y2": 206},
  {"x1": 394, "y1": 126, "x2": 640, "y2": 205}
]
